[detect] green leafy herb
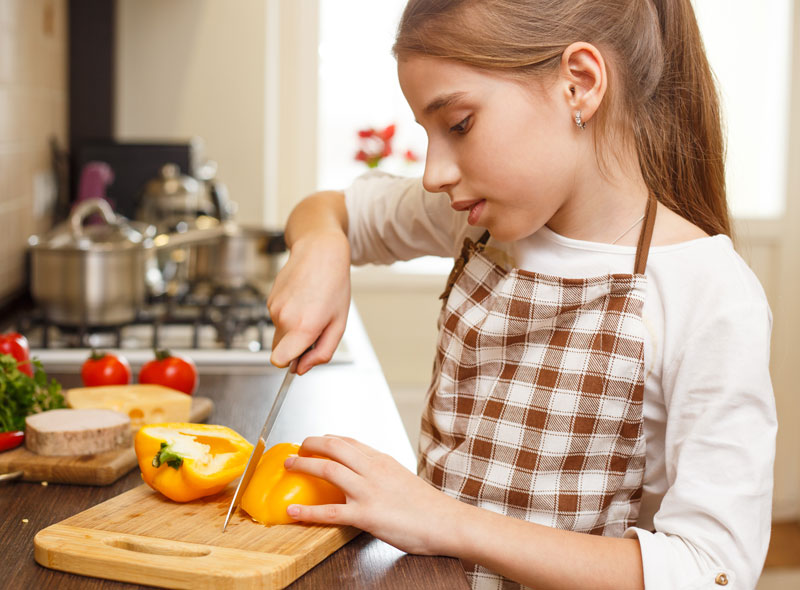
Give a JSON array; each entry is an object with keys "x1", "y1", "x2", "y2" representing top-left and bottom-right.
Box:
[{"x1": 0, "y1": 353, "x2": 65, "y2": 432}]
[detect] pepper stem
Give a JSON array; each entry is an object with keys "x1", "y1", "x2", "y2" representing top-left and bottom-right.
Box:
[{"x1": 152, "y1": 442, "x2": 184, "y2": 470}]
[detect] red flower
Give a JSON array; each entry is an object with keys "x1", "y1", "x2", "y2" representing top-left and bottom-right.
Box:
[
  {"x1": 354, "y1": 123, "x2": 398, "y2": 168},
  {"x1": 377, "y1": 124, "x2": 396, "y2": 141}
]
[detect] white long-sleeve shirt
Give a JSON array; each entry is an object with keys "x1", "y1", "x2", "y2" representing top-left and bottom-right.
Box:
[{"x1": 344, "y1": 171, "x2": 777, "y2": 590}]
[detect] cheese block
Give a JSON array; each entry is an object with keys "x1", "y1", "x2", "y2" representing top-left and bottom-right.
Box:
[
  {"x1": 66, "y1": 384, "x2": 192, "y2": 430},
  {"x1": 25, "y1": 408, "x2": 132, "y2": 456}
]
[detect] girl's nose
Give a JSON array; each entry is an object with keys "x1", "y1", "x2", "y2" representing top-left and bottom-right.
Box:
[{"x1": 422, "y1": 142, "x2": 459, "y2": 194}]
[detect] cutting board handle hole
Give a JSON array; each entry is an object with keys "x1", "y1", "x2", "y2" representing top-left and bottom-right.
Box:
[{"x1": 103, "y1": 537, "x2": 211, "y2": 558}]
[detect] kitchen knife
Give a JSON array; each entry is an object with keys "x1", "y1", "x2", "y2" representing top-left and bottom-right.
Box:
[{"x1": 222, "y1": 355, "x2": 302, "y2": 532}]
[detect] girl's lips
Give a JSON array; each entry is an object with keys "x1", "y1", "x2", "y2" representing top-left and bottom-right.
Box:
[{"x1": 467, "y1": 199, "x2": 486, "y2": 225}]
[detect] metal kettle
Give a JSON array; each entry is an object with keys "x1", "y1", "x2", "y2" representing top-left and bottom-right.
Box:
[{"x1": 136, "y1": 163, "x2": 216, "y2": 233}]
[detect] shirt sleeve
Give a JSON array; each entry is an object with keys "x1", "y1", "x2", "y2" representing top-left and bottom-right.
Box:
[
  {"x1": 343, "y1": 170, "x2": 467, "y2": 265},
  {"x1": 625, "y1": 300, "x2": 777, "y2": 590}
]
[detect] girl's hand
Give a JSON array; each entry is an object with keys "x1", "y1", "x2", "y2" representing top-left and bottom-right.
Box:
[
  {"x1": 268, "y1": 230, "x2": 351, "y2": 375},
  {"x1": 284, "y1": 435, "x2": 465, "y2": 556}
]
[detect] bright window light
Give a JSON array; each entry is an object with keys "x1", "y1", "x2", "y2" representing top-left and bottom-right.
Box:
[
  {"x1": 317, "y1": 0, "x2": 425, "y2": 192},
  {"x1": 693, "y1": 0, "x2": 792, "y2": 218}
]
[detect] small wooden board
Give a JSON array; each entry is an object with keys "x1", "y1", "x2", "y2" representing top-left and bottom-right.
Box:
[
  {"x1": 34, "y1": 484, "x2": 360, "y2": 589},
  {"x1": 0, "y1": 397, "x2": 213, "y2": 485}
]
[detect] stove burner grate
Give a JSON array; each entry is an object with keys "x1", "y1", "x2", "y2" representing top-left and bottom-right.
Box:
[{"x1": 15, "y1": 280, "x2": 274, "y2": 352}]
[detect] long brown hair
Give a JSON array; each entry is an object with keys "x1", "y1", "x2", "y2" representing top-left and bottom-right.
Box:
[{"x1": 393, "y1": 0, "x2": 731, "y2": 236}]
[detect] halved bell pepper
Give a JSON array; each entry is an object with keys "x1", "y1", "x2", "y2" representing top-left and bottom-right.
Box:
[
  {"x1": 241, "y1": 442, "x2": 346, "y2": 525},
  {"x1": 134, "y1": 423, "x2": 253, "y2": 502}
]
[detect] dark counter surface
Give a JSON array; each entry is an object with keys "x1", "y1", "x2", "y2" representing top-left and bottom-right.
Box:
[{"x1": 0, "y1": 307, "x2": 469, "y2": 589}]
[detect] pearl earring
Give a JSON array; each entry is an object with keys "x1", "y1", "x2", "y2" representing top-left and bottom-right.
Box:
[{"x1": 574, "y1": 111, "x2": 586, "y2": 130}]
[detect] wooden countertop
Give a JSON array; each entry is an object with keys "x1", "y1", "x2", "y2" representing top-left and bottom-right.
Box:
[{"x1": 0, "y1": 308, "x2": 469, "y2": 589}]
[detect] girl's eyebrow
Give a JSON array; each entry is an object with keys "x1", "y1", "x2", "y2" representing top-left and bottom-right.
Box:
[{"x1": 424, "y1": 91, "x2": 468, "y2": 115}]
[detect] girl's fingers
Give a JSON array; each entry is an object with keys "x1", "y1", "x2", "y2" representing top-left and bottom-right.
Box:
[
  {"x1": 270, "y1": 329, "x2": 317, "y2": 369},
  {"x1": 322, "y1": 435, "x2": 380, "y2": 457},
  {"x1": 295, "y1": 319, "x2": 346, "y2": 375},
  {"x1": 298, "y1": 435, "x2": 370, "y2": 475},
  {"x1": 286, "y1": 454, "x2": 362, "y2": 493},
  {"x1": 286, "y1": 502, "x2": 354, "y2": 526}
]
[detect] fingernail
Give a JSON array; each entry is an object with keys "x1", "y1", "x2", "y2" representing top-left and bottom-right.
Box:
[
  {"x1": 287, "y1": 505, "x2": 300, "y2": 517},
  {"x1": 284, "y1": 456, "x2": 295, "y2": 468}
]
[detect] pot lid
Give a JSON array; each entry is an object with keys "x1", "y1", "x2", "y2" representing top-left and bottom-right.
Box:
[
  {"x1": 136, "y1": 163, "x2": 215, "y2": 232},
  {"x1": 142, "y1": 163, "x2": 201, "y2": 199},
  {"x1": 29, "y1": 198, "x2": 153, "y2": 251}
]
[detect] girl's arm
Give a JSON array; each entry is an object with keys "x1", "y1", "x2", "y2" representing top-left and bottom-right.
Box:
[
  {"x1": 285, "y1": 435, "x2": 644, "y2": 590},
  {"x1": 268, "y1": 191, "x2": 351, "y2": 374},
  {"x1": 455, "y1": 498, "x2": 644, "y2": 589},
  {"x1": 271, "y1": 173, "x2": 457, "y2": 374},
  {"x1": 282, "y1": 190, "x2": 348, "y2": 248},
  {"x1": 345, "y1": 172, "x2": 466, "y2": 264}
]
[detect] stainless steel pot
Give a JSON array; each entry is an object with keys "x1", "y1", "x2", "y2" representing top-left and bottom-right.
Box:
[
  {"x1": 187, "y1": 221, "x2": 286, "y2": 291},
  {"x1": 28, "y1": 199, "x2": 220, "y2": 326},
  {"x1": 136, "y1": 163, "x2": 216, "y2": 233}
]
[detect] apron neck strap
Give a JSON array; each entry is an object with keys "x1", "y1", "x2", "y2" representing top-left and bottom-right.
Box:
[
  {"x1": 633, "y1": 194, "x2": 658, "y2": 275},
  {"x1": 476, "y1": 196, "x2": 656, "y2": 275}
]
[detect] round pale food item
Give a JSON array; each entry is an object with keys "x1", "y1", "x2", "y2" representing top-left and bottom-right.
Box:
[{"x1": 25, "y1": 408, "x2": 132, "y2": 456}]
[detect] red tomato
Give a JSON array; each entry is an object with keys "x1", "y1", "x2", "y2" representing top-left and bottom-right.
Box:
[
  {"x1": 138, "y1": 350, "x2": 197, "y2": 395},
  {"x1": 81, "y1": 350, "x2": 132, "y2": 387},
  {"x1": 0, "y1": 332, "x2": 32, "y2": 376},
  {"x1": 0, "y1": 430, "x2": 24, "y2": 452}
]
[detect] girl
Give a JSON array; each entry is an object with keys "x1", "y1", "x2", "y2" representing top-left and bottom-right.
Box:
[{"x1": 267, "y1": 0, "x2": 777, "y2": 588}]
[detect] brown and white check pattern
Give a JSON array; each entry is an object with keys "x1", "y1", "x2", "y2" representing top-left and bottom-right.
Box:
[{"x1": 419, "y1": 235, "x2": 649, "y2": 590}]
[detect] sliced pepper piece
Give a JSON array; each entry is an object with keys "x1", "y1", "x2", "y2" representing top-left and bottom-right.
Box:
[
  {"x1": 134, "y1": 423, "x2": 253, "y2": 502},
  {"x1": 241, "y1": 442, "x2": 346, "y2": 525},
  {"x1": 0, "y1": 430, "x2": 24, "y2": 452}
]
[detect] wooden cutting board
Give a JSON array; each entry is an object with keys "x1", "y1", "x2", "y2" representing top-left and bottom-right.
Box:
[
  {"x1": 0, "y1": 397, "x2": 213, "y2": 485},
  {"x1": 34, "y1": 483, "x2": 360, "y2": 589}
]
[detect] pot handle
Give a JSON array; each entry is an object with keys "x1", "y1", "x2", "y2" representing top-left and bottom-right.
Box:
[
  {"x1": 153, "y1": 225, "x2": 225, "y2": 251},
  {"x1": 70, "y1": 198, "x2": 119, "y2": 237}
]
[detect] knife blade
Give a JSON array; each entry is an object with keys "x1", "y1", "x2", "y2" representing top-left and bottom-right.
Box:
[{"x1": 222, "y1": 356, "x2": 301, "y2": 532}]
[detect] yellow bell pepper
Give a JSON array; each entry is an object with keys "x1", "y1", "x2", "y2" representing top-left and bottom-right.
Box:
[
  {"x1": 241, "y1": 442, "x2": 346, "y2": 525},
  {"x1": 134, "y1": 423, "x2": 253, "y2": 502}
]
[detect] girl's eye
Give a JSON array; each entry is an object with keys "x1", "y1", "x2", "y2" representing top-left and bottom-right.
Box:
[{"x1": 449, "y1": 116, "x2": 472, "y2": 135}]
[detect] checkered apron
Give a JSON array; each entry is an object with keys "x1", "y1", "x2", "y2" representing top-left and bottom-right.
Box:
[{"x1": 419, "y1": 198, "x2": 657, "y2": 589}]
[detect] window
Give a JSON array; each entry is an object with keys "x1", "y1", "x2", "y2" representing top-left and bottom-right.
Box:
[
  {"x1": 317, "y1": 0, "x2": 425, "y2": 191},
  {"x1": 693, "y1": 0, "x2": 793, "y2": 218}
]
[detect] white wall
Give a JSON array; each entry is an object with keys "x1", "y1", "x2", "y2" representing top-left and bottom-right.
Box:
[
  {"x1": 116, "y1": 0, "x2": 320, "y2": 228},
  {"x1": 0, "y1": 0, "x2": 68, "y2": 302},
  {"x1": 115, "y1": 0, "x2": 271, "y2": 225},
  {"x1": 272, "y1": 0, "x2": 319, "y2": 224},
  {"x1": 770, "y1": 0, "x2": 800, "y2": 520}
]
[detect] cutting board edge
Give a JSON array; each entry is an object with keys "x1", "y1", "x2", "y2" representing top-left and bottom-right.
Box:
[
  {"x1": 0, "y1": 446, "x2": 137, "y2": 485},
  {"x1": 34, "y1": 524, "x2": 300, "y2": 590},
  {"x1": 288, "y1": 524, "x2": 362, "y2": 579}
]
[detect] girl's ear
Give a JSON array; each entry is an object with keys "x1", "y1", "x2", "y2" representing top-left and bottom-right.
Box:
[{"x1": 560, "y1": 42, "x2": 607, "y2": 125}]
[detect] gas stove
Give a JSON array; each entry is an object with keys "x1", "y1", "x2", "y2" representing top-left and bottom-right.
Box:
[{"x1": 12, "y1": 281, "x2": 351, "y2": 375}]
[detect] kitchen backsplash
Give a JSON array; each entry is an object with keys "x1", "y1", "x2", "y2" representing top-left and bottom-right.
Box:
[{"x1": 0, "y1": 0, "x2": 67, "y2": 303}]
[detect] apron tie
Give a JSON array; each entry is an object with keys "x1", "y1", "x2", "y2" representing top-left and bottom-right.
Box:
[{"x1": 439, "y1": 231, "x2": 491, "y2": 301}]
